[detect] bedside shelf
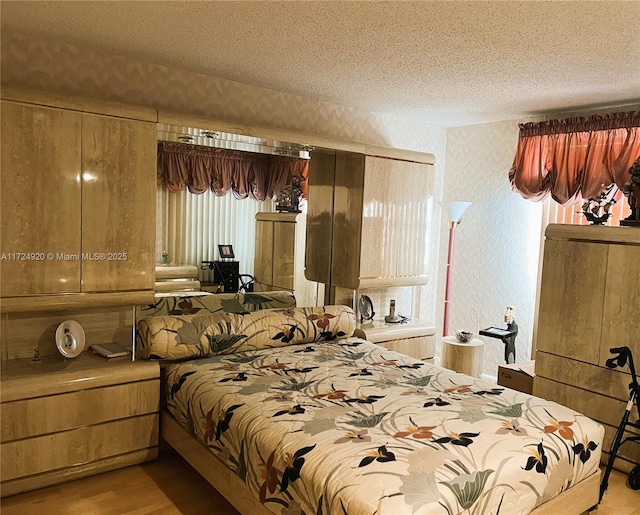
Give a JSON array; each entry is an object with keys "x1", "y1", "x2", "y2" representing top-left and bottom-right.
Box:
[
  {"x1": 355, "y1": 319, "x2": 436, "y2": 361},
  {"x1": 1, "y1": 352, "x2": 160, "y2": 497}
]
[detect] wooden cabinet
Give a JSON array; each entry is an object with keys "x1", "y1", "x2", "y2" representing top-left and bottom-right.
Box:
[
  {"x1": 254, "y1": 212, "x2": 321, "y2": 307},
  {"x1": 0, "y1": 353, "x2": 160, "y2": 496},
  {"x1": 534, "y1": 224, "x2": 640, "y2": 472},
  {"x1": 306, "y1": 149, "x2": 434, "y2": 290},
  {"x1": 81, "y1": 114, "x2": 156, "y2": 292},
  {"x1": 0, "y1": 93, "x2": 156, "y2": 309},
  {"x1": 1, "y1": 101, "x2": 82, "y2": 295},
  {"x1": 355, "y1": 320, "x2": 436, "y2": 361}
]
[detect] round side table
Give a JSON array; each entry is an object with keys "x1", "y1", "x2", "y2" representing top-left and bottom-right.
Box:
[{"x1": 441, "y1": 336, "x2": 484, "y2": 378}]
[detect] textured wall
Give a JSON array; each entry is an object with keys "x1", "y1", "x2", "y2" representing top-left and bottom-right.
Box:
[{"x1": 439, "y1": 120, "x2": 543, "y2": 377}]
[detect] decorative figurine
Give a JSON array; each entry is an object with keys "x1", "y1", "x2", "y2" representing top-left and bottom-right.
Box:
[
  {"x1": 503, "y1": 306, "x2": 518, "y2": 364},
  {"x1": 579, "y1": 183, "x2": 617, "y2": 225},
  {"x1": 276, "y1": 175, "x2": 303, "y2": 213},
  {"x1": 621, "y1": 157, "x2": 640, "y2": 226},
  {"x1": 479, "y1": 305, "x2": 518, "y2": 364}
]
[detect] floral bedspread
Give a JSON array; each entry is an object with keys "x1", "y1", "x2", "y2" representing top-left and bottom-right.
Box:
[{"x1": 165, "y1": 339, "x2": 603, "y2": 515}]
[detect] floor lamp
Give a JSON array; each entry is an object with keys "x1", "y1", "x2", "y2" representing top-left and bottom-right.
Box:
[{"x1": 440, "y1": 201, "x2": 472, "y2": 336}]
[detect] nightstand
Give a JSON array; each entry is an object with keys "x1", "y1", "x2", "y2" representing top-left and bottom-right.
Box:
[
  {"x1": 355, "y1": 319, "x2": 436, "y2": 361},
  {"x1": 441, "y1": 336, "x2": 484, "y2": 377},
  {"x1": 0, "y1": 352, "x2": 160, "y2": 497}
]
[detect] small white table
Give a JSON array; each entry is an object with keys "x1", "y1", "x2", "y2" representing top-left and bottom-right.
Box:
[{"x1": 441, "y1": 336, "x2": 484, "y2": 378}]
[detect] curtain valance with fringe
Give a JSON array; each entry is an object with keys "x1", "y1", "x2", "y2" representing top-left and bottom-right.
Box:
[
  {"x1": 509, "y1": 111, "x2": 640, "y2": 205},
  {"x1": 157, "y1": 141, "x2": 309, "y2": 201}
]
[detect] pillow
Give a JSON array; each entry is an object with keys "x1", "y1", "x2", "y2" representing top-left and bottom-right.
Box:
[
  {"x1": 137, "y1": 290, "x2": 297, "y2": 319},
  {"x1": 136, "y1": 305, "x2": 356, "y2": 360}
]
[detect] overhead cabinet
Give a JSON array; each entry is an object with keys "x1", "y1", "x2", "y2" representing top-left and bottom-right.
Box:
[
  {"x1": 305, "y1": 149, "x2": 434, "y2": 290},
  {"x1": 0, "y1": 95, "x2": 157, "y2": 307}
]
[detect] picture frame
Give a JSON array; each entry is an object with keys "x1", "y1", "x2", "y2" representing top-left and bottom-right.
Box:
[{"x1": 218, "y1": 244, "x2": 235, "y2": 259}]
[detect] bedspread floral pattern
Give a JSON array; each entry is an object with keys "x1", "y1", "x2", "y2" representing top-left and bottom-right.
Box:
[{"x1": 165, "y1": 338, "x2": 603, "y2": 514}]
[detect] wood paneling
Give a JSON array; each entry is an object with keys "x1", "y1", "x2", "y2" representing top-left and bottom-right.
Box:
[
  {"x1": 600, "y1": 244, "x2": 640, "y2": 368},
  {"x1": 535, "y1": 351, "x2": 631, "y2": 401},
  {"x1": 1, "y1": 101, "x2": 82, "y2": 295},
  {"x1": 1, "y1": 414, "x2": 158, "y2": 482},
  {"x1": 534, "y1": 376, "x2": 640, "y2": 469},
  {"x1": 536, "y1": 240, "x2": 607, "y2": 363},
  {"x1": 272, "y1": 220, "x2": 296, "y2": 289},
  {"x1": 1, "y1": 353, "x2": 159, "y2": 402},
  {"x1": 254, "y1": 217, "x2": 274, "y2": 287},
  {"x1": 378, "y1": 335, "x2": 436, "y2": 361},
  {"x1": 2, "y1": 305, "x2": 134, "y2": 360},
  {"x1": 2, "y1": 379, "x2": 158, "y2": 440},
  {"x1": 305, "y1": 149, "x2": 336, "y2": 286},
  {"x1": 254, "y1": 213, "x2": 321, "y2": 306},
  {"x1": 0, "y1": 290, "x2": 154, "y2": 314},
  {"x1": 0, "y1": 448, "x2": 158, "y2": 500},
  {"x1": 331, "y1": 151, "x2": 366, "y2": 289},
  {"x1": 81, "y1": 114, "x2": 156, "y2": 292}
]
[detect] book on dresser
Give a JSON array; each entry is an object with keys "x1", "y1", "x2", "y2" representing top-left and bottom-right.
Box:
[{"x1": 90, "y1": 342, "x2": 131, "y2": 358}]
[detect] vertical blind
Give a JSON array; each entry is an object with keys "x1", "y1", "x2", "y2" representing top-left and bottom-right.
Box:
[{"x1": 157, "y1": 186, "x2": 274, "y2": 279}]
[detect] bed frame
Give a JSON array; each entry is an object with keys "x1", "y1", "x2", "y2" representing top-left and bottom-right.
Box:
[{"x1": 161, "y1": 410, "x2": 601, "y2": 515}]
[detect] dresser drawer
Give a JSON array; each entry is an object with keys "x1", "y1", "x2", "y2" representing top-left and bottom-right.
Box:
[
  {"x1": 1, "y1": 379, "x2": 159, "y2": 441},
  {"x1": 1, "y1": 413, "x2": 158, "y2": 482}
]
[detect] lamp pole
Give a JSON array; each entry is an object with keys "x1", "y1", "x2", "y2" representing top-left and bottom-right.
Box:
[
  {"x1": 443, "y1": 221, "x2": 456, "y2": 336},
  {"x1": 439, "y1": 201, "x2": 472, "y2": 337}
]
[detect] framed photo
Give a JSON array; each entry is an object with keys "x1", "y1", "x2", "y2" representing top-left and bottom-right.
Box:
[{"x1": 218, "y1": 244, "x2": 235, "y2": 259}]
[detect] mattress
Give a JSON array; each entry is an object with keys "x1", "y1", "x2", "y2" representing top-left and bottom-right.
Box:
[{"x1": 164, "y1": 338, "x2": 603, "y2": 515}]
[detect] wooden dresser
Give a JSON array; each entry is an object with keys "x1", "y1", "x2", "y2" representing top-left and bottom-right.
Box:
[
  {"x1": 355, "y1": 319, "x2": 436, "y2": 362},
  {"x1": 1, "y1": 353, "x2": 160, "y2": 497},
  {"x1": 534, "y1": 224, "x2": 640, "y2": 472}
]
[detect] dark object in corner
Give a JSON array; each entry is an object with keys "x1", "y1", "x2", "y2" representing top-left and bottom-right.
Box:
[
  {"x1": 480, "y1": 306, "x2": 518, "y2": 364},
  {"x1": 621, "y1": 156, "x2": 640, "y2": 226},
  {"x1": 599, "y1": 346, "x2": 640, "y2": 502}
]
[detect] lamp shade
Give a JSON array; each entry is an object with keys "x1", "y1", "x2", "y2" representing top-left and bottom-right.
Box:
[{"x1": 440, "y1": 201, "x2": 472, "y2": 223}]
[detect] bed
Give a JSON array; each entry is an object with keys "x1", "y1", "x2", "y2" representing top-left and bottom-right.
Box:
[{"x1": 137, "y1": 305, "x2": 603, "y2": 515}]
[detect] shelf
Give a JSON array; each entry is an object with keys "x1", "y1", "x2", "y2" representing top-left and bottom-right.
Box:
[{"x1": 1, "y1": 352, "x2": 158, "y2": 402}]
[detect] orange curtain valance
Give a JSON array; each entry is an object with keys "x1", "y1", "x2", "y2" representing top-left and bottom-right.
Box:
[
  {"x1": 509, "y1": 111, "x2": 640, "y2": 205},
  {"x1": 157, "y1": 141, "x2": 309, "y2": 201}
]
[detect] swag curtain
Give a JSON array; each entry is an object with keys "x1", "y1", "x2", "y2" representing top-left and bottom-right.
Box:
[
  {"x1": 509, "y1": 111, "x2": 640, "y2": 205},
  {"x1": 157, "y1": 141, "x2": 309, "y2": 200}
]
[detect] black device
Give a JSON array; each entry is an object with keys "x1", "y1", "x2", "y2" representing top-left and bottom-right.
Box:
[
  {"x1": 599, "y1": 346, "x2": 640, "y2": 501},
  {"x1": 201, "y1": 260, "x2": 254, "y2": 293}
]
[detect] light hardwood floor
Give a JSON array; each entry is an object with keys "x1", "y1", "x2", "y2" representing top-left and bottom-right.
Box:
[{"x1": 1, "y1": 449, "x2": 637, "y2": 514}]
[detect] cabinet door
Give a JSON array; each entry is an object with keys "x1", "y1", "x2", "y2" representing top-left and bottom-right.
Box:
[
  {"x1": 0, "y1": 101, "x2": 81, "y2": 295},
  {"x1": 600, "y1": 244, "x2": 640, "y2": 367},
  {"x1": 536, "y1": 239, "x2": 607, "y2": 364},
  {"x1": 254, "y1": 220, "x2": 274, "y2": 287},
  {"x1": 331, "y1": 152, "x2": 365, "y2": 289},
  {"x1": 360, "y1": 157, "x2": 432, "y2": 281},
  {"x1": 81, "y1": 115, "x2": 156, "y2": 292},
  {"x1": 272, "y1": 221, "x2": 296, "y2": 290}
]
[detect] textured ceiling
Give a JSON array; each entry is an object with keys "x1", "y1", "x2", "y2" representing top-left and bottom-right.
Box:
[{"x1": 1, "y1": 1, "x2": 639, "y2": 127}]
